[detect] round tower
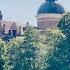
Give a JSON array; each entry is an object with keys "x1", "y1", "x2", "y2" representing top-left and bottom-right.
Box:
[{"x1": 37, "y1": 0, "x2": 65, "y2": 30}]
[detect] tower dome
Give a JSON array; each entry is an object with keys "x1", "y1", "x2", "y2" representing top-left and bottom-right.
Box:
[
  {"x1": 37, "y1": 0, "x2": 65, "y2": 14},
  {"x1": 37, "y1": 0, "x2": 65, "y2": 30}
]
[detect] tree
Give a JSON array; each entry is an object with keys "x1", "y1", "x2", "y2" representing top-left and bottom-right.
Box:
[
  {"x1": 44, "y1": 29, "x2": 64, "y2": 70},
  {"x1": 58, "y1": 12, "x2": 70, "y2": 40},
  {"x1": 4, "y1": 24, "x2": 40, "y2": 70},
  {"x1": 47, "y1": 12, "x2": 70, "y2": 70},
  {"x1": 0, "y1": 39, "x2": 5, "y2": 70},
  {"x1": 44, "y1": 29, "x2": 64, "y2": 46},
  {"x1": 48, "y1": 12, "x2": 70, "y2": 70},
  {"x1": 20, "y1": 25, "x2": 40, "y2": 70},
  {"x1": 47, "y1": 36, "x2": 70, "y2": 70},
  {"x1": 3, "y1": 38, "x2": 22, "y2": 70}
]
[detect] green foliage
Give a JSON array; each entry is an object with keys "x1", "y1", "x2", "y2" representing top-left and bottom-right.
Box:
[
  {"x1": 47, "y1": 37, "x2": 70, "y2": 70},
  {"x1": 34, "y1": 29, "x2": 64, "y2": 70},
  {"x1": 47, "y1": 12, "x2": 70, "y2": 70},
  {"x1": 3, "y1": 38, "x2": 22, "y2": 70},
  {"x1": 58, "y1": 12, "x2": 70, "y2": 37},
  {"x1": 44, "y1": 29, "x2": 64, "y2": 46},
  {"x1": 0, "y1": 39, "x2": 6, "y2": 70},
  {"x1": 4, "y1": 25, "x2": 40, "y2": 70},
  {"x1": 43, "y1": 29, "x2": 64, "y2": 70},
  {"x1": 21, "y1": 25, "x2": 42, "y2": 70},
  {"x1": 20, "y1": 26, "x2": 36, "y2": 70},
  {"x1": 35, "y1": 42, "x2": 47, "y2": 70},
  {"x1": 1, "y1": 20, "x2": 69, "y2": 70}
]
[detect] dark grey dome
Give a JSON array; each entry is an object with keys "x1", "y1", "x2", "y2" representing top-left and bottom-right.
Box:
[{"x1": 37, "y1": 1, "x2": 65, "y2": 14}]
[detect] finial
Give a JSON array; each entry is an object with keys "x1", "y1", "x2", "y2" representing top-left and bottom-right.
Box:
[
  {"x1": 26, "y1": 22, "x2": 29, "y2": 27},
  {"x1": 46, "y1": 0, "x2": 57, "y2": 1}
]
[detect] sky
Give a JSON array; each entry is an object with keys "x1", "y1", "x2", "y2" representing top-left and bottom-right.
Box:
[{"x1": 0, "y1": 0, "x2": 70, "y2": 26}]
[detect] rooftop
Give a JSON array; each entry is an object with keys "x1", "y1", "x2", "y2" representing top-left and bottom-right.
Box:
[{"x1": 37, "y1": 0, "x2": 65, "y2": 14}]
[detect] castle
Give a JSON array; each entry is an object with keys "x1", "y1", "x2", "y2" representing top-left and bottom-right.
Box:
[
  {"x1": 0, "y1": 0, "x2": 65, "y2": 41},
  {"x1": 0, "y1": 11, "x2": 23, "y2": 41},
  {"x1": 37, "y1": 0, "x2": 65, "y2": 30}
]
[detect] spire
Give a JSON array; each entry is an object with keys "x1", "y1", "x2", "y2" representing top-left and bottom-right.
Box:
[{"x1": 46, "y1": 0, "x2": 57, "y2": 3}]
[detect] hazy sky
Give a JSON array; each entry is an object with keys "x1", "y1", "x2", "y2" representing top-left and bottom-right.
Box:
[{"x1": 0, "y1": 0, "x2": 70, "y2": 26}]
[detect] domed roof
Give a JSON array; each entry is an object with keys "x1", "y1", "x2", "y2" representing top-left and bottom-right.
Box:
[{"x1": 37, "y1": 0, "x2": 65, "y2": 14}]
